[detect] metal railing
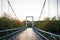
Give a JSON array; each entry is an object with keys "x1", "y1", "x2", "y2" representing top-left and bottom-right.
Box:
[
  {"x1": 0, "y1": 27, "x2": 27, "y2": 40},
  {"x1": 33, "y1": 27, "x2": 60, "y2": 40},
  {"x1": 25, "y1": 16, "x2": 60, "y2": 40}
]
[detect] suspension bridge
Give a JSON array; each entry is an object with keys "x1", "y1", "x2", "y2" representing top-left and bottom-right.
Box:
[{"x1": 0, "y1": 0, "x2": 60, "y2": 40}]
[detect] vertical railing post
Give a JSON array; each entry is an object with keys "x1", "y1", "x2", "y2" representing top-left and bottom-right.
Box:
[
  {"x1": 6, "y1": 31, "x2": 8, "y2": 40},
  {"x1": 26, "y1": 16, "x2": 27, "y2": 28},
  {"x1": 11, "y1": 30, "x2": 14, "y2": 40},
  {"x1": 32, "y1": 16, "x2": 34, "y2": 28}
]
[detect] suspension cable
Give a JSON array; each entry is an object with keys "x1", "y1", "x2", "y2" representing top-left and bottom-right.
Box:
[
  {"x1": 48, "y1": 0, "x2": 50, "y2": 18},
  {"x1": 57, "y1": 0, "x2": 58, "y2": 34},
  {"x1": 7, "y1": 0, "x2": 18, "y2": 19},
  {"x1": 57, "y1": 0, "x2": 58, "y2": 19},
  {"x1": 38, "y1": 0, "x2": 46, "y2": 21},
  {"x1": 1, "y1": 0, "x2": 3, "y2": 16}
]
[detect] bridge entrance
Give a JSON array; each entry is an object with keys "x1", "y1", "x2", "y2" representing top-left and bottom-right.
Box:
[{"x1": 26, "y1": 16, "x2": 34, "y2": 28}]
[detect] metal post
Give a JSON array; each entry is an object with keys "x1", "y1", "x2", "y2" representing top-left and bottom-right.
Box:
[
  {"x1": 6, "y1": 31, "x2": 8, "y2": 40},
  {"x1": 26, "y1": 16, "x2": 27, "y2": 27},
  {"x1": 32, "y1": 16, "x2": 34, "y2": 27}
]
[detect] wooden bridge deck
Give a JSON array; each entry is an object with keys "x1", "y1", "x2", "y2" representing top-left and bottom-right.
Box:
[{"x1": 16, "y1": 28, "x2": 40, "y2": 40}]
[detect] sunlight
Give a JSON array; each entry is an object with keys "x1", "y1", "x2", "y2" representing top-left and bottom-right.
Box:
[{"x1": 0, "y1": 0, "x2": 60, "y2": 21}]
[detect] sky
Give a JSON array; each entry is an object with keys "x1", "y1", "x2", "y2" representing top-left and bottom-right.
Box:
[{"x1": 0, "y1": 0, "x2": 60, "y2": 21}]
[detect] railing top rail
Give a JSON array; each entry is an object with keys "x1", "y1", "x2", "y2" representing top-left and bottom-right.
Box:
[
  {"x1": 0, "y1": 26, "x2": 25, "y2": 32},
  {"x1": 0, "y1": 29, "x2": 20, "y2": 39},
  {"x1": 34, "y1": 27, "x2": 60, "y2": 38},
  {"x1": 34, "y1": 29, "x2": 49, "y2": 40},
  {"x1": 0, "y1": 26, "x2": 27, "y2": 39}
]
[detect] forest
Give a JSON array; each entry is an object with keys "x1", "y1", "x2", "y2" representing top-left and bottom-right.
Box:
[{"x1": 0, "y1": 13, "x2": 60, "y2": 35}]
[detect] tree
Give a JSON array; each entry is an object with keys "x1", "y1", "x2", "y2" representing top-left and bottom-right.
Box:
[
  {"x1": 0, "y1": 12, "x2": 24, "y2": 30},
  {"x1": 52, "y1": 16, "x2": 56, "y2": 21},
  {"x1": 0, "y1": 17, "x2": 12, "y2": 30},
  {"x1": 43, "y1": 17, "x2": 50, "y2": 31},
  {"x1": 58, "y1": 15, "x2": 60, "y2": 20}
]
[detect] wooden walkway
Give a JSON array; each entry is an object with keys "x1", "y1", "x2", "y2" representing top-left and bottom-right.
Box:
[{"x1": 16, "y1": 28, "x2": 40, "y2": 40}]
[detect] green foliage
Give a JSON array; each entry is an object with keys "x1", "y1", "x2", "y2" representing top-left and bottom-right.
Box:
[
  {"x1": 11, "y1": 19, "x2": 24, "y2": 28},
  {"x1": 0, "y1": 17, "x2": 24, "y2": 30},
  {"x1": 0, "y1": 17, "x2": 12, "y2": 30},
  {"x1": 0, "y1": 12, "x2": 60, "y2": 34},
  {"x1": 34, "y1": 17, "x2": 60, "y2": 35},
  {"x1": 34, "y1": 21, "x2": 43, "y2": 29}
]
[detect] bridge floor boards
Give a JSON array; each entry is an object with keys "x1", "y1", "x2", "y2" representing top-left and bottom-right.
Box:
[{"x1": 16, "y1": 28, "x2": 40, "y2": 40}]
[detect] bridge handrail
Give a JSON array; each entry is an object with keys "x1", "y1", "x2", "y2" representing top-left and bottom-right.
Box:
[
  {"x1": 34, "y1": 27, "x2": 60, "y2": 38},
  {"x1": 33, "y1": 28, "x2": 49, "y2": 40},
  {"x1": 0, "y1": 29, "x2": 20, "y2": 39},
  {"x1": 0, "y1": 27, "x2": 24, "y2": 32},
  {"x1": 0, "y1": 27, "x2": 27, "y2": 39}
]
